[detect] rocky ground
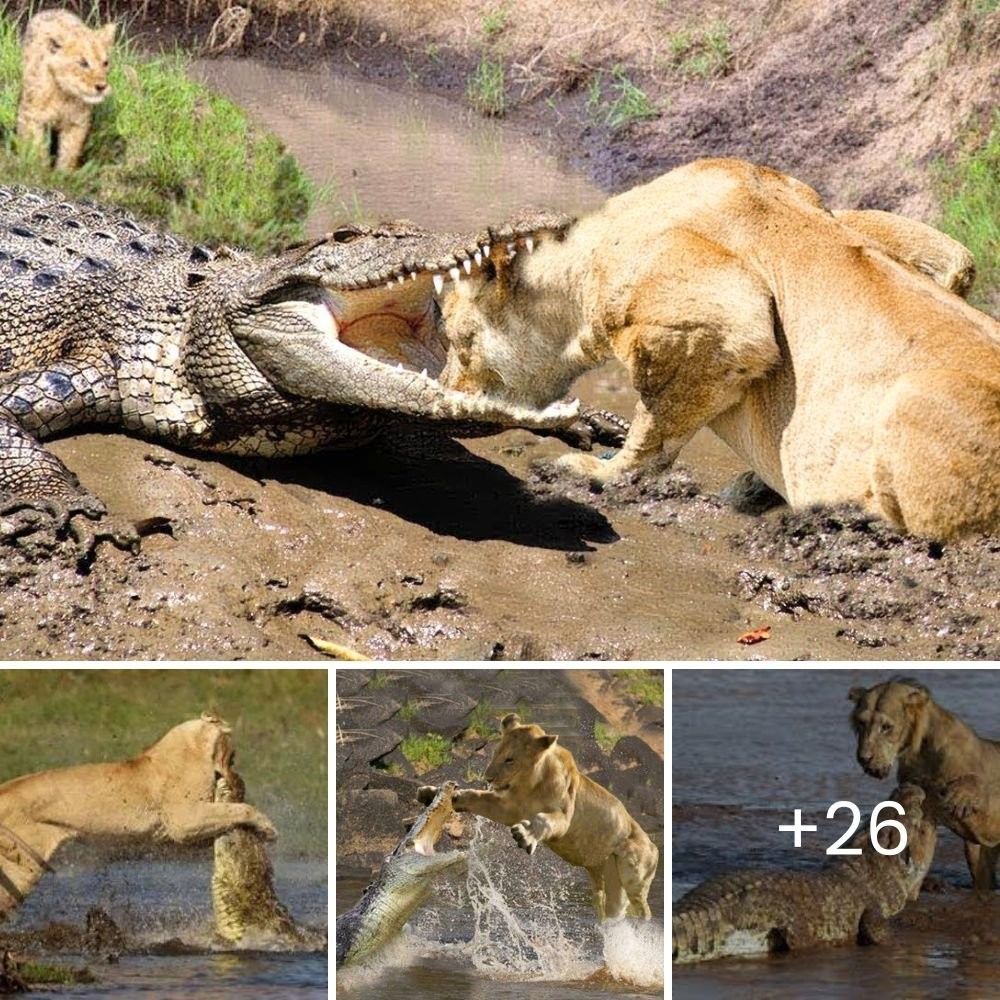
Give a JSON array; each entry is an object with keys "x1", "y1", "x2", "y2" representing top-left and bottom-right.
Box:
[{"x1": 335, "y1": 668, "x2": 664, "y2": 866}]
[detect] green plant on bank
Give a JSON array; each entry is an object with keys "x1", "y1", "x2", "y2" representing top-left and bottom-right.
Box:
[
  {"x1": 935, "y1": 112, "x2": 1000, "y2": 311},
  {"x1": 398, "y1": 698, "x2": 421, "y2": 721},
  {"x1": 668, "y1": 19, "x2": 733, "y2": 79},
  {"x1": 467, "y1": 56, "x2": 506, "y2": 116},
  {"x1": 367, "y1": 671, "x2": 393, "y2": 690},
  {"x1": 594, "y1": 720, "x2": 622, "y2": 754},
  {"x1": 615, "y1": 669, "x2": 664, "y2": 707},
  {"x1": 0, "y1": 11, "x2": 312, "y2": 252},
  {"x1": 482, "y1": 5, "x2": 508, "y2": 37},
  {"x1": 603, "y1": 67, "x2": 659, "y2": 131},
  {"x1": 400, "y1": 732, "x2": 453, "y2": 774},
  {"x1": 465, "y1": 699, "x2": 495, "y2": 738}
]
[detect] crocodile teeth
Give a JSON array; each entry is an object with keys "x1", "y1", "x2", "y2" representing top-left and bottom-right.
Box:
[
  {"x1": 396, "y1": 363, "x2": 404, "y2": 370},
  {"x1": 525, "y1": 237, "x2": 535, "y2": 253},
  {"x1": 396, "y1": 274, "x2": 405, "y2": 284},
  {"x1": 409, "y1": 271, "x2": 418, "y2": 280},
  {"x1": 449, "y1": 267, "x2": 461, "y2": 282},
  {"x1": 482, "y1": 243, "x2": 491, "y2": 257},
  {"x1": 463, "y1": 258, "x2": 472, "y2": 274},
  {"x1": 473, "y1": 250, "x2": 482, "y2": 266},
  {"x1": 385, "y1": 281, "x2": 394, "y2": 290},
  {"x1": 432, "y1": 273, "x2": 444, "y2": 294},
  {"x1": 421, "y1": 368, "x2": 428, "y2": 378},
  {"x1": 506, "y1": 242, "x2": 516, "y2": 253}
]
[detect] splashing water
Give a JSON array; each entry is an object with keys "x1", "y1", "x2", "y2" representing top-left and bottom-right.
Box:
[
  {"x1": 464, "y1": 816, "x2": 599, "y2": 981},
  {"x1": 600, "y1": 917, "x2": 665, "y2": 989}
]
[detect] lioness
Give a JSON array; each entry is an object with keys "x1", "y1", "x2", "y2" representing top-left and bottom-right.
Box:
[
  {"x1": 440, "y1": 157, "x2": 1000, "y2": 538},
  {"x1": 850, "y1": 679, "x2": 1000, "y2": 891},
  {"x1": 16, "y1": 9, "x2": 116, "y2": 172},
  {"x1": 418, "y1": 713, "x2": 658, "y2": 919},
  {"x1": 0, "y1": 713, "x2": 276, "y2": 919}
]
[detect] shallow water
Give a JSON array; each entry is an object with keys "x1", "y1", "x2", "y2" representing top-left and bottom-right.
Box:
[
  {"x1": 337, "y1": 817, "x2": 664, "y2": 998},
  {"x1": 672, "y1": 669, "x2": 1000, "y2": 998},
  {"x1": 190, "y1": 58, "x2": 604, "y2": 235},
  {"x1": 9, "y1": 858, "x2": 327, "y2": 998}
]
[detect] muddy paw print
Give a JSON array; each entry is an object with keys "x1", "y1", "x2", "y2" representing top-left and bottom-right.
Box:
[
  {"x1": 940, "y1": 775, "x2": 981, "y2": 820},
  {"x1": 510, "y1": 820, "x2": 538, "y2": 855}
]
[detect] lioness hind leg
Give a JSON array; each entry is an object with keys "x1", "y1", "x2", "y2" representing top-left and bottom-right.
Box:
[
  {"x1": 618, "y1": 830, "x2": 658, "y2": 919},
  {"x1": 585, "y1": 865, "x2": 608, "y2": 920},
  {"x1": 871, "y1": 370, "x2": 1000, "y2": 538},
  {"x1": 965, "y1": 842, "x2": 999, "y2": 893}
]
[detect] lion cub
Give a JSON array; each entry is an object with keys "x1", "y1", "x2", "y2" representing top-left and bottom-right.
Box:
[
  {"x1": 419, "y1": 713, "x2": 659, "y2": 919},
  {"x1": 16, "y1": 9, "x2": 116, "y2": 171}
]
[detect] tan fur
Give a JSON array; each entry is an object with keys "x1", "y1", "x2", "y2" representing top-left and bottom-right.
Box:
[
  {"x1": 16, "y1": 10, "x2": 116, "y2": 171},
  {"x1": 849, "y1": 680, "x2": 1000, "y2": 892},
  {"x1": 418, "y1": 713, "x2": 658, "y2": 919},
  {"x1": 442, "y1": 158, "x2": 1000, "y2": 539},
  {"x1": 0, "y1": 713, "x2": 276, "y2": 919}
]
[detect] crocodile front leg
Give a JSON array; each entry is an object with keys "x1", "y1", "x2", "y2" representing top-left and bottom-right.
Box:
[{"x1": 0, "y1": 359, "x2": 136, "y2": 560}]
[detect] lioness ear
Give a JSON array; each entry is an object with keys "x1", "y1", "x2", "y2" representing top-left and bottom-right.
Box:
[
  {"x1": 501, "y1": 713, "x2": 520, "y2": 731},
  {"x1": 847, "y1": 687, "x2": 866, "y2": 703},
  {"x1": 101, "y1": 22, "x2": 117, "y2": 45},
  {"x1": 905, "y1": 688, "x2": 929, "y2": 709},
  {"x1": 537, "y1": 735, "x2": 558, "y2": 750}
]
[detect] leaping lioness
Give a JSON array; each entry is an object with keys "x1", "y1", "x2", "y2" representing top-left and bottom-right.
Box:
[
  {"x1": 0, "y1": 713, "x2": 276, "y2": 920},
  {"x1": 440, "y1": 157, "x2": 1000, "y2": 539}
]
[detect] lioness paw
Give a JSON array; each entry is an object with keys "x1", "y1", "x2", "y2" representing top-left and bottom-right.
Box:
[
  {"x1": 511, "y1": 821, "x2": 538, "y2": 855},
  {"x1": 555, "y1": 451, "x2": 621, "y2": 483},
  {"x1": 940, "y1": 775, "x2": 982, "y2": 820},
  {"x1": 254, "y1": 814, "x2": 278, "y2": 842}
]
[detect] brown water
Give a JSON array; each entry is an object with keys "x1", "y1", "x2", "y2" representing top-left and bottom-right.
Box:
[
  {"x1": 673, "y1": 669, "x2": 1000, "y2": 998},
  {"x1": 190, "y1": 58, "x2": 604, "y2": 235}
]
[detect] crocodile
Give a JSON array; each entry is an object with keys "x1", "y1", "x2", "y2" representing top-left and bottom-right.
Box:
[
  {"x1": 0, "y1": 188, "x2": 620, "y2": 559},
  {"x1": 672, "y1": 784, "x2": 937, "y2": 963},
  {"x1": 336, "y1": 781, "x2": 466, "y2": 968},
  {"x1": 212, "y1": 768, "x2": 306, "y2": 948}
]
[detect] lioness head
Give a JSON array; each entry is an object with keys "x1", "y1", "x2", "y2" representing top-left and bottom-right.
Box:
[
  {"x1": 46, "y1": 21, "x2": 116, "y2": 106},
  {"x1": 484, "y1": 713, "x2": 558, "y2": 791},
  {"x1": 441, "y1": 216, "x2": 580, "y2": 410},
  {"x1": 849, "y1": 679, "x2": 930, "y2": 779}
]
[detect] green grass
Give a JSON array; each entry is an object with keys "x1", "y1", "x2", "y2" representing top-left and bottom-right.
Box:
[
  {"x1": 467, "y1": 57, "x2": 506, "y2": 117},
  {"x1": 603, "y1": 68, "x2": 659, "y2": 131},
  {"x1": 935, "y1": 112, "x2": 1000, "y2": 310},
  {"x1": 400, "y1": 732, "x2": 453, "y2": 773},
  {"x1": 20, "y1": 962, "x2": 94, "y2": 985},
  {"x1": 0, "y1": 669, "x2": 327, "y2": 856},
  {"x1": 398, "y1": 698, "x2": 421, "y2": 721},
  {"x1": 482, "y1": 5, "x2": 508, "y2": 37},
  {"x1": 465, "y1": 700, "x2": 495, "y2": 738},
  {"x1": 668, "y1": 20, "x2": 733, "y2": 79},
  {"x1": 367, "y1": 671, "x2": 393, "y2": 690},
  {"x1": 616, "y1": 669, "x2": 664, "y2": 707},
  {"x1": 0, "y1": 11, "x2": 312, "y2": 252},
  {"x1": 593, "y1": 720, "x2": 623, "y2": 754}
]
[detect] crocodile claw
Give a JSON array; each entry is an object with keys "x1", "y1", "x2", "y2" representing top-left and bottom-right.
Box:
[
  {"x1": 543, "y1": 406, "x2": 630, "y2": 451},
  {"x1": 70, "y1": 513, "x2": 142, "y2": 570}
]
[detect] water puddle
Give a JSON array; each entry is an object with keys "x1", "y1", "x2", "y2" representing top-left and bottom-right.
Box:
[{"x1": 190, "y1": 58, "x2": 604, "y2": 235}]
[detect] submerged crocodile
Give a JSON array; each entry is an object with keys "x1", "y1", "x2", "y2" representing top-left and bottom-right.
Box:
[
  {"x1": 336, "y1": 782, "x2": 466, "y2": 968},
  {"x1": 212, "y1": 769, "x2": 306, "y2": 947},
  {"x1": 673, "y1": 784, "x2": 937, "y2": 963},
  {"x1": 0, "y1": 188, "x2": 620, "y2": 557}
]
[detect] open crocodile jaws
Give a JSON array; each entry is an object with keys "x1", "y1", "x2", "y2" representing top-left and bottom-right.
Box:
[{"x1": 336, "y1": 782, "x2": 466, "y2": 968}]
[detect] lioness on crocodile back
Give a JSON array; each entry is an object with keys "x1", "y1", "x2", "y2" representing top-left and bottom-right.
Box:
[
  {"x1": 418, "y1": 713, "x2": 658, "y2": 920},
  {"x1": 440, "y1": 157, "x2": 1000, "y2": 539}
]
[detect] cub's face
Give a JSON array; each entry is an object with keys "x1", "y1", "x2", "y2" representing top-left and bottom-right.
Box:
[
  {"x1": 484, "y1": 713, "x2": 557, "y2": 790},
  {"x1": 848, "y1": 682, "x2": 928, "y2": 779},
  {"x1": 49, "y1": 23, "x2": 116, "y2": 105}
]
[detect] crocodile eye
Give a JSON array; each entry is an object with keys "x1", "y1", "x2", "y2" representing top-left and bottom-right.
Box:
[{"x1": 331, "y1": 226, "x2": 362, "y2": 244}]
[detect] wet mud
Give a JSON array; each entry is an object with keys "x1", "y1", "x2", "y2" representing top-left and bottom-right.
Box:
[{"x1": 0, "y1": 54, "x2": 996, "y2": 660}]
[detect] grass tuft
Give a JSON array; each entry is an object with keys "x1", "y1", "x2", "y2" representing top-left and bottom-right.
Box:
[
  {"x1": 935, "y1": 112, "x2": 1000, "y2": 311},
  {"x1": 467, "y1": 56, "x2": 506, "y2": 116},
  {"x1": 602, "y1": 67, "x2": 659, "y2": 131},
  {"x1": 594, "y1": 720, "x2": 623, "y2": 754},
  {"x1": 668, "y1": 19, "x2": 733, "y2": 79},
  {"x1": 482, "y1": 5, "x2": 508, "y2": 38},
  {"x1": 400, "y1": 732, "x2": 453, "y2": 773},
  {"x1": 616, "y1": 669, "x2": 664, "y2": 707},
  {"x1": 0, "y1": 11, "x2": 312, "y2": 251}
]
